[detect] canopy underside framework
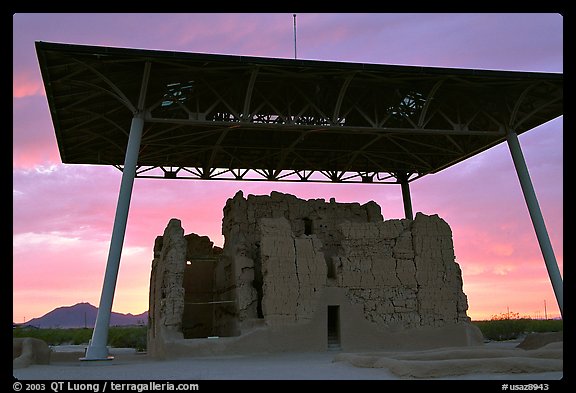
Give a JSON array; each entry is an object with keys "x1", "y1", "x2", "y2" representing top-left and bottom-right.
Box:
[
  {"x1": 35, "y1": 41, "x2": 563, "y2": 361},
  {"x1": 36, "y1": 41, "x2": 562, "y2": 184}
]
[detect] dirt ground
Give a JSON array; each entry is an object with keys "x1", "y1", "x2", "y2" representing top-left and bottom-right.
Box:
[{"x1": 13, "y1": 339, "x2": 563, "y2": 381}]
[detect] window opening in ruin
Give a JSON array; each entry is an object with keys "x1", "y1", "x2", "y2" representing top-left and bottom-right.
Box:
[
  {"x1": 327, "y1": 305, "x2": 341, "y2": 349},
  {"x1": 254, "y1": 276, "x2": 264, "y2": 319},
  {"x1": 253, "y1": 241, "x2": 265, "y2": 319},
  {"x1": 303, "y1": 218, "x2": 313, "y2": 235},
  {"x1": 326, "y1": 257, "x2": 336, "y2": 279}
]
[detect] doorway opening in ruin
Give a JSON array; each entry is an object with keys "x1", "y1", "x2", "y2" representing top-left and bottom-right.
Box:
[
  {"x1": 303, "y1": 217, "x2": 313, "y2": 235},
  {"x1": 327, "y1": 305, "x2": 341, "y2": 349},
  {"x1": 182, "y1": 258, "x2": 217, "y2": 338}
]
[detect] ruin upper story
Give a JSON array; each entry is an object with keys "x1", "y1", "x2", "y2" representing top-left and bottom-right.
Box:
[{"x1": 220, "y1": 191, "x2": 470, "y2": 330}]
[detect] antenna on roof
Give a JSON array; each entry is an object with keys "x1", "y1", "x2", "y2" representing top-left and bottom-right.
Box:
[{"x1": 293, "y1": 14, "x2": 297, "y2": 59}]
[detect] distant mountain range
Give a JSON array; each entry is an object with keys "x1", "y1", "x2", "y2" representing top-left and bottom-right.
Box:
[{"x1": 16, "y1": 302, "x2": 148, "y2": 329}]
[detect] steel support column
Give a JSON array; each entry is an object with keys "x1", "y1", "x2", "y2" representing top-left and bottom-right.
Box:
[
  {"x1": 82, "y1": 113, "x2": 145, "y2": 360},
  {"x1": 505, "y1": 129, "x2": 563, "y2": 316},
  {"x1": 398, "y1": 173, "x2": 414, "y2": 220}
]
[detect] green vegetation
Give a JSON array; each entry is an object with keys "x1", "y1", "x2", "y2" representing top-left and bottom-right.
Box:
[
  {"x1": 13, "y1": 315, "x2": 563, "y2": 348},
  {"x1": 13, "y1": 326, "x2": 147, "y2": 351},
  {"x1": 472, "y1": 312, "x2": 563, "y2": 341},
  {"x1": 108, "y1": 327, "x2": 147, "y2": 351}
]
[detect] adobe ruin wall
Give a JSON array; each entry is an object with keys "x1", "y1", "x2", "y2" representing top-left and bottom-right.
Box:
[{"x1": 148, "y1": 191, "x2": 482, "y2": 357}]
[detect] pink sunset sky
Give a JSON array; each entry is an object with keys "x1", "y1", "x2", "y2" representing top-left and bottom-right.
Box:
[{"x1": 13, "y1": 13, "x2": 563, "y2": 323}]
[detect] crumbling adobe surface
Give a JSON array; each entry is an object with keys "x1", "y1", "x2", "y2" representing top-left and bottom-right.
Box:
[
  {"x1": 221, "y1": 191, "x2": 470, "y2": 330},
  {"x1": 339, "y1": 216, "x2": 469, "y2": 328},
  {"x1": 13, "y1": 338, "x2": 51, "y2": 369},
  {"x1": 148, "y1": 221, "x2": 224, "y2": 355},
  {"x1": 148, "y1": 191, "x2": 480, "y2": 357},
  {"x1": 148, "y1": 219, "x2": 187, "y2": 350},
  {"x1": 221, "y1": 191, "x2": 384, "y2": 324}
]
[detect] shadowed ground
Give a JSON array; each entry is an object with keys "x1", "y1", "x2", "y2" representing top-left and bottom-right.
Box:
[{"x1": 13, "y1": 339, "x2": 562, "y2": 380}]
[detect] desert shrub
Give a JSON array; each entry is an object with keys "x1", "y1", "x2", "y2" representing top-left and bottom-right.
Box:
[
  {"x1": 70, "y1": 328, "x2": 93, "y2": 345},
  {"x1": 525, "y1": 319, "x2": 563, "y2": 333},
  {"x1": 13, "y1": 326, "x2": 147, "y2": 350},
  {"x1": 13, "y1": 327, "x2": 75, "y2": 346},
  {"x1": 108, "y1": 327, "x2": 147, "y2": 351},
  {"x1": 473, "y1": 317, "x2": 562, "y2": 341}
]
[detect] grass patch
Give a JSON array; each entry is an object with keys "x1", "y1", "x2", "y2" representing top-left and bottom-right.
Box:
[
  {"x1": 13, "y1": 326, "x2": 147, "y2": 351},
  {"x1": 14, "y1": 319, "x2": 563, "y2": 347},
  {"x1": 472, "y1": 319, "x2": 562, "y2": 341}
]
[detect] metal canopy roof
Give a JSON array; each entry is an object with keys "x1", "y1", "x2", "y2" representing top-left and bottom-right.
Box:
[{"x1": 35, "y1": 41, "x2": 563, "y2": 184}]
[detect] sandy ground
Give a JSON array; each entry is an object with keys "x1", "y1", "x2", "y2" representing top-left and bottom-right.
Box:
[{"x1": 13, "y1": 340, "x2": 563, "y2": 381}]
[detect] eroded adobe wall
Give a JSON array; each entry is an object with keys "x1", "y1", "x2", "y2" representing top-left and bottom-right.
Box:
[
  {"x1": 149, "y1": 191, "x2": 477, "y2": 357},
  {"x1": 148, "y1": 219, "x2": 187, "y2": 357},
  {"x1": 220, "y1": 191, "x2": 470, "y2": 332},
  {"x1": 220, "y1": 190, "x2": 383, "y2": 327},
  {"x1": 338, "y1": 214, "x2": 469, "y2": 329},
  {"x1": 258, "y1": 217, "x2": 327, "y2": 326},
  {"x1": 148, "y1": 219, "x2": 227, "y2": 357}
]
